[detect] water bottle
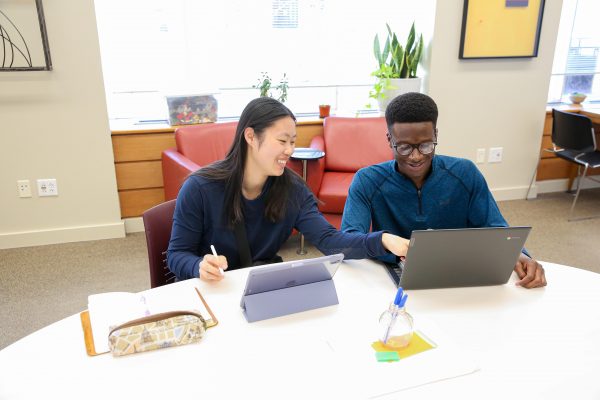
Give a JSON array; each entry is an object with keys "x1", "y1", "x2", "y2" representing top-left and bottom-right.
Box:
[{"x1": 379, "y1": 287, "x2": 414, "y2": 349}]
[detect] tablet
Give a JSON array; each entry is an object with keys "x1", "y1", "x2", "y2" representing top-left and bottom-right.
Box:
[{"x1": 240, "y1": 253, "x2": 344, "y2": 307}]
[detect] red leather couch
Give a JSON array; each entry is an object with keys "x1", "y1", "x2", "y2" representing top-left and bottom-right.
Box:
[
  {"x1": 162, "y1": 122, "x2": 238, "y2": 200},
  {"x1": 162, "y1": 122, "x2": 304, "y2": 201},
  {"x1": 308, "y1": 117, "x2": 392, "y2": 229}
]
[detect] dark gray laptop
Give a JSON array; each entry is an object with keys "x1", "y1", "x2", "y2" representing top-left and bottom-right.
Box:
[{"x1": 383, "y1": 227, "x2": 531, "y2": 290}]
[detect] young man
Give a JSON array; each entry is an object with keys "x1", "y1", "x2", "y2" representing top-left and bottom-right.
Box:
[{"x1": 341, "y1": 92, "x2": 546, "y2": 288}]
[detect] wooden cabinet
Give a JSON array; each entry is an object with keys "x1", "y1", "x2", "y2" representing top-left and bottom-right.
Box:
[
  {"x1": 111, "y1": 120, "x2": 324, "y2": 218},
  {"x1": 111, "y1": 128, "x2": 174, "y2": 218}
]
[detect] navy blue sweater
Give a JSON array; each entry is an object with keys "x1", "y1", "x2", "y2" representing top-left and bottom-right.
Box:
[
  {"x1": 167, "y1": 174, "x2": 388, "y2": 280},
  {"x1": 342, "y1": 156, "x2": 522, "y2": 263}
]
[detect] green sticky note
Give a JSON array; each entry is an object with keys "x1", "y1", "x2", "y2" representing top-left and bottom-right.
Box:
[{"x1": 375, "y1": 351, "x2": 400, "y2": 362}]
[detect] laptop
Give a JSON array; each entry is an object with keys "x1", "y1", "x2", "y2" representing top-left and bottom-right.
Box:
[{"x1": 383, "y1": 226, "x2": 531, "y2": 290}]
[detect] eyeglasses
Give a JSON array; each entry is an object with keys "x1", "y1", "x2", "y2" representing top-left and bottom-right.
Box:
[{"x1": 389, "y1": 138, "x2": 437, "y2": 156}]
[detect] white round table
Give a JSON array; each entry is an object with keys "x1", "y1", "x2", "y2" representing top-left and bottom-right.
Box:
[{"x1": 1, "y1": 261, "x2": 599, "y2": 399}]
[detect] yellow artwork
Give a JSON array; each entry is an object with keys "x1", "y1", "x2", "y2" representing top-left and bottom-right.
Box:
[{"x1": 459, "y1": 0, "x2": 545, "y2": 58}]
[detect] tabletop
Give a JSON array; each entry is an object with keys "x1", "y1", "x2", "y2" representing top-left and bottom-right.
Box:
[
  {"x1": 1, "y1": 260, "x2": 599, "y2": 399},
  {"x1": 291, "y1": 147, "x2": 325, "y2": 160}
]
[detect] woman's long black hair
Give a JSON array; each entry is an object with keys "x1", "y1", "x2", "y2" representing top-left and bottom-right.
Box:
[{"x1": 193, "y1": 97, "x2": 301, "y2": 227}]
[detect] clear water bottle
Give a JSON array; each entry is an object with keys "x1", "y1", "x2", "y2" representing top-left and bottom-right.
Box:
[{"x1": 379, "y1": 287, "x2": 414, "y2": 349}]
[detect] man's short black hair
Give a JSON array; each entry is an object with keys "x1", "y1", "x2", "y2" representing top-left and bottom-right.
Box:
[{"x1": 385, "y1": 92, "x2": 438, "y2": 129}]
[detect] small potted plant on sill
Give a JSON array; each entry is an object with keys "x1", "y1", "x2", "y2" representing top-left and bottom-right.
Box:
[
  {"x1": 318, "y1": 104, "x2": 331, "y2": 118},
  {"x1": 253, "y1": 72, "x2": 289, "y2": 103},
  {"x1": 369, "y1": 22, "x2": 424, "y2": 114},
  {"x1": 569, "y1": 92, "x2": 587, "y2": 104}
]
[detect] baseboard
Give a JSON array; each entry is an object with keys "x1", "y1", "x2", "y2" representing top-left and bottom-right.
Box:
[
  {"x1": 124, "y1": 217, "x2": 145, "y2": 233},
  {"x1": 490, "y1": 186, "x2": 530, "y2": 201},
  {"x1": 532, "y1": 178, "x2": 600, "y2": 197},
  {"x1": 491, "y1": 178, "x2": 600, "y2": 201},
  {"x1": 3, "y1": 177, "x2": 597, "y2": 249},
  {"x1": 0, "y1": 222, "x2": 125, "y2": 250}
]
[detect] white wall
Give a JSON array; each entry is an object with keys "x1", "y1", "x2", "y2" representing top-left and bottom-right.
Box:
[
  {"x1": 0, "y1": 1, "x2": 564, "y2": 249},
  {"x1": 0, "y1": 0, "x2": 124, "y2": 249},
  {"x1": 428, "y1": 0, "x2": 563, "y2": 201}
]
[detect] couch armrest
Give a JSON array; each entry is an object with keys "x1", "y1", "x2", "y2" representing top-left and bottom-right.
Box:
[
  {"x1": 162, "y1": 148, "x2": 201, "y2": 200},
  {"x1": 306, "y1": 135, "x2": 325, "y2": 196}
]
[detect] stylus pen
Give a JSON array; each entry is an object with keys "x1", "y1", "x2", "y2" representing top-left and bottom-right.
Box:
[{"x1": 210, "y1": 245, "x2": 225, "y2": 276}]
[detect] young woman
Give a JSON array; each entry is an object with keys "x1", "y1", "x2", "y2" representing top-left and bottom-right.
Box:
[{"x1": 167, "y1": 97, "x2": 409, "y2": 281}]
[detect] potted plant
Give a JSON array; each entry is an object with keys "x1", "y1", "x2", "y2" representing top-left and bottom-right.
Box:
[
  {"x1": 569, "y1": 92, "x2": 587, "y2": 104},
  {"x1": 319, "y1": 104, "x2": 331, "y2": 118},
  {"x1": 254, "y1": 72, "x2": 289, "y2": 103},
  {"x1": 369, "y1": 22, "x2": 424, "y2": 113}
]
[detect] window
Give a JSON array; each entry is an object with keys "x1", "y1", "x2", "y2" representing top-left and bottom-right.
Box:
[
  {"x1": 548, "y1": 0, "x2": 600, "y2": 103},
  {"x1": 94, "y1": 0, "x2": 434, "y2": 121}
]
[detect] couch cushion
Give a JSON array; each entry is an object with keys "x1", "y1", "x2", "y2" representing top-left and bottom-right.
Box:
[
  {"x1": 317, "y1": 171, "x2": 355, "y2": 213},
  {"x1": 176, "y1": 122, "x2": 237, "y2": 166},
  {"x1": 323, "y1": 117, "x2": 391, "y2": 172}
]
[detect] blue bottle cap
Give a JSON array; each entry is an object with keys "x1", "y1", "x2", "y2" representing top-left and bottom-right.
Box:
[{"x1": 393, "y1": 287, "x2": 404, "y2": 306}]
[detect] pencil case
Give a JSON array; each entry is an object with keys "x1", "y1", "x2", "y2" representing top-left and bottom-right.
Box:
[{"x1": 108, "y1": 310, "x2": 207, "y2": 356}]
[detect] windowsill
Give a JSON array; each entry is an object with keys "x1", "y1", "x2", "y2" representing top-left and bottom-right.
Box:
[
  {"x1": 110, "y1": 109, "x2": 381, "y2": 134},
  {"x1": 545, "y1": 102, "x2": 600, "y2": 113}
]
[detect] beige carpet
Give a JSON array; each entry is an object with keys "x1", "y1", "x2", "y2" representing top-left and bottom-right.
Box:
[{"x1": 1, "y1": 189, "x2": 599, "y2": 350}]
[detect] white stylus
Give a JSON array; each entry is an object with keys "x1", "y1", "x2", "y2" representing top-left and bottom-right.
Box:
[{"x1": 210, "y1": 245, "x2": 225, "y2": 276}]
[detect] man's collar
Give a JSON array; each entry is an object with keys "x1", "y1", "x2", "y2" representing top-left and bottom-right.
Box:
[{"x1": 392, "y1": 155, "x2": 437, "y2": 184}]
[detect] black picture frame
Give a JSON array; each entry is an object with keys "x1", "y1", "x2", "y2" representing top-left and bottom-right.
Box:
[
  {"x1": 459, "y1": 0, "x2": 545, "y2": 60},
  {"x1": 0, "y1": 0, "x2": 52, "y2": 71}
]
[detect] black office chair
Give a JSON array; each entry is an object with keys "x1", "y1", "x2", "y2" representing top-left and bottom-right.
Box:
[
  {"x1": 142, "y1": 199, "x2": 177, "y2": 288},
  {"x1": 528, "y1": 109, "x2": 600, "y2": 221}
]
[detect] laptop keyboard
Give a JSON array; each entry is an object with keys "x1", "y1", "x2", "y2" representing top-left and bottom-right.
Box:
[{"x1": 383, "y1": 261, "x2": 404, "y2": 287}]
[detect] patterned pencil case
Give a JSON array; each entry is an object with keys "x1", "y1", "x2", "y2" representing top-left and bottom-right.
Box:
[{"x1": 108, "y1": 310, "x2": 207, "y2": 357}]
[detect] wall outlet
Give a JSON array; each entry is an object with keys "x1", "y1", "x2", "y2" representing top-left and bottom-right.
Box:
[
  {"x1": 37, "y1": 178, "x2": 58, "y2": 196},
  {"x1": 488, "y1": 147, "x2": 503, "y2": 163},
  {"x1": 17, "y1": 180, "x2": 32, "y2": 198},
  {"x1": 476, "y1": 148, "x2": 486, "y2": 164}
]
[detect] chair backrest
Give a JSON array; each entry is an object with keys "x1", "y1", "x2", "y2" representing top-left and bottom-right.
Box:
[
  {"x1": 323, "y1": 117, "x2": 391, "y2": 172},
  {"x1": 142, "y1": 199, "x2": 177, "y2": 288},
  {"x1": 552, "y1": 109, "x2": 596, "y2": 152},
  {"x1": 176, "y1": 122, "x2": 238, "y2": 166}
]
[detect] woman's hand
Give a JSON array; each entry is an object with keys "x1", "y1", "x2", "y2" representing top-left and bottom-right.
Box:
[
  {"x1": 199, "y1": 254, "x2": 228, "y2": 281},
  {"x1": 381, "y1": 233, "x2": 410, "y2": 257}
]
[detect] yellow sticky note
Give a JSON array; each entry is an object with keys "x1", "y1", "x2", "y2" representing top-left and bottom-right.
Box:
[{"x1": 372, "y1": 331, "x2": 436, "y2": 359}]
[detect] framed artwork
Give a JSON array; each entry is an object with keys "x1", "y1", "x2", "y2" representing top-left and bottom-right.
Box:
[
  {"x1": 0, "y1": 0, "x2": 52, "y2": 71},
  {"x1": 459, "y1": 0, "x2": 545, "y2": 59}
]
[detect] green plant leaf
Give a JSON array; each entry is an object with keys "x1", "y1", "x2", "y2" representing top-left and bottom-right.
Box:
[
  {"x1": 394, "y1": 46, "x2": 405, "y2": 78},
  {"x1": 406, "y1": 23, "x2": 415, "y2": 54},
  {"x1": 374, "y1": 34, "x2": 382, "y2": 67},
  {"x1": 382, "y1": 38, "x2": 390, "y2": 68},
  {"x1": 409, "y1": 35, "x2": 423, "y2": 77}
]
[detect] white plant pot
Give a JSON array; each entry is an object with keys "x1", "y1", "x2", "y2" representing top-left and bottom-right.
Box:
[{"x1": 377, "y1": 77, "x2": 422, "y2": 115}]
